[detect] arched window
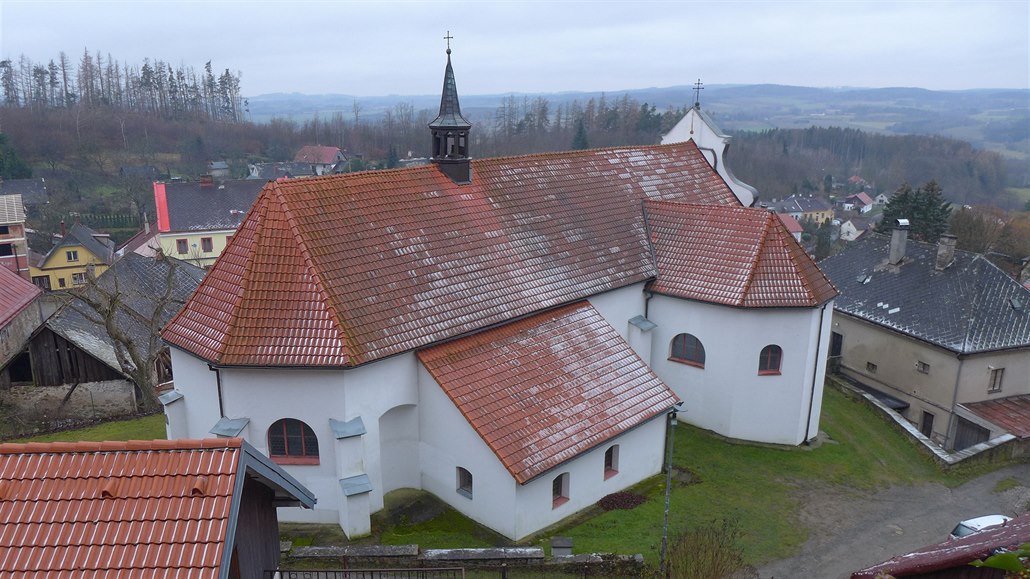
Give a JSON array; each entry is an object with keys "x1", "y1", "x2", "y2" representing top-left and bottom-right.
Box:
[
  {"x1": 759, "y1": 345, "x2": 783, "y2": 375},
  {"x1": 603, "y1": 445, "x2": 619, "y2": 480},
  {"x1": 670, "y1": 333, "x2": 705, "y2": 368},
  {"x1": 268, "y1": 418, "x2": 319, "y2": 464},
  {"x1": 552, "y1": 472, "x2": 569, "y2": 509},
  {"x1": 456, "y1": 467, "x2": 473, "y2": 499}
]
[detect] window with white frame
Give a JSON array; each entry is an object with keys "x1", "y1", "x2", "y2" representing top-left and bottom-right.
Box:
[
  {"x1": 66, "y1": 250, "x2": 79, "y2": 262},
  {"x1": 988, "y1": 368, "x2": 1004, "y2": 393},
  {"x1": 71, "y1": 272, "x2": 87, "y2": 286}
]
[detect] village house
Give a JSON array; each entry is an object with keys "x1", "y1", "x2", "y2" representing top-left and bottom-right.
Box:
[
  {"x1": 1, "y1": 253, "x2": 205, "y2": 426},
  {"x1": 819, "y1": 224, "x2": 1030, "y2": 450},
  {"x1": 160, "y1": 48, "x2": 836, "y2": 540},
  {"x1": 0, "y1": 438, "x2": 315, "y2": 578},
  {"x1": 0, "y1": 194, "x2": 30, "y2": 280},
  {"x1": 293, "y1": 145, "x2": 346, "y2": 175},
  {"x1": 0, "y1": 266, "x2": 43, "y2": 390},
  {"x1": 28, "y1": 221, "x2": 115, "y2": 291},
  {"x1": 153, "y1": 176, "x2": 265, "y2": 267},
  {"x1": 247, "y1": 161, "x2": 316, "y2": 180},
  {"x1": 768, "y1": 194, "x2": 834, "y2": 224}
]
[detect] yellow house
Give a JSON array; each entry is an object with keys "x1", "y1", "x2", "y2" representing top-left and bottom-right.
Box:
[
  {"x1": 153, "y1": 177, "x2": 264, "y2": 268},
  {"x1": 768, "y1": 194, "x2": 834, "y2": 225},
  {"x1": 29, "y1": 222, "x2": 115, "y2": 291}
]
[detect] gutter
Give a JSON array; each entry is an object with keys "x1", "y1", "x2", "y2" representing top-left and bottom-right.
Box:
[{"x1": 208, "y1": 364, "x2": 225, "y2": 418}]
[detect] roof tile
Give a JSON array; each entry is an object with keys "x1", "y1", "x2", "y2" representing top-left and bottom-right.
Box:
[
  {"x1": 418, "y1": 302, "x2": 678, "y2": 484},
  {"x1": 164, "y1": 142, "x2": 738, "y2": 367}
]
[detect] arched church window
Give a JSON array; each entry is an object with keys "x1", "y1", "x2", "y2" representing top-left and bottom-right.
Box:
[
  {"x1": 268, "y1": 418, "x2": 319, "y2": 464},
  {"x1": 670, "y1": 333, "x2": 705, "y2": 368}
]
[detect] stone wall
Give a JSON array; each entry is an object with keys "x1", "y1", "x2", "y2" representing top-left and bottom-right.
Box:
[{"x1": 1, "y1": 379, "x2": 137, "y2": 428}]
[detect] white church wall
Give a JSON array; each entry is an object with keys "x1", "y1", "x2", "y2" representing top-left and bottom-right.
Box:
[
  {"x1": 417, "y1": 364, "x2": 519, "y2": 538},
  {"x1": 166, "y1": 348, "x2": 221, "y2": 440},
  {"x1": 662, "y1": 107, "x2": 757, "y2": 207},
  {"x1": 586, "y1": 282, "x2": 647, "y2": 340},
  {"x1": 512, "y1": 415, "x2": 668, "y2": 540},
  {"x1": 649, "y1": 296, "x2": 829, "y2": 445}
]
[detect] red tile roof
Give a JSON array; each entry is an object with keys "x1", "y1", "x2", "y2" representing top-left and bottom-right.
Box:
[
  {"x1": 964, "y1": 394, "x2": 1030, "y2": 439},
  {"x1": 418, "y1": 302, "x2": 677, "y2": 484},
  {"x1": 0, "y1": 439, "x2": 241, "y2": 577},
  {"x1": 163, "y1": 141, "x2": 739, "y2": 367},
  {"x1": 777, "y1": 212, "x2": 804, "y2": 234},
  {"x1": 851, "y1": 512, "x2": 1030, "y2": 578},
  {"x1": 646, "y1": 201, "x2": 838, "y2": 307},
  {"x1": 294, "y1": 145, "x2": 342, "y2": 165},
  {"x1": 0, "y1": 265, "x2": 40, "y2": 328}
]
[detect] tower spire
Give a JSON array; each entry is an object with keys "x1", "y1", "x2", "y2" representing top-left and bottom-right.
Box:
[{"x1": 429, "y1": 33, "x2": 472, "y2": 184}]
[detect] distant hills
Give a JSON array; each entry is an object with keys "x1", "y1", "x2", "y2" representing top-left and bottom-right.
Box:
[{"x1": 247, "y1": 84, "x2": 1029, "y2": 176}]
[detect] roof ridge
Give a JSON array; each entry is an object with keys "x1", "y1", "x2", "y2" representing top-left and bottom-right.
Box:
[
  {"x1": 219, "y1": 190, "x2": 271, "y2": 356},
  {"x1": 738, "y1": 211, "x2": 772, "y2": 306},
  {"x1": 772, "y1": 213, "x2": 819, "y2": 302}
]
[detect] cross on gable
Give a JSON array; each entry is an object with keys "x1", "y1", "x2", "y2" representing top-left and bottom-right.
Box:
[
  {"x1": 693, "y1": 79, "x2": 704, "y2": 109},
  {"x1": 444, "y1": 31, "x2": 453, "y2": 51}
]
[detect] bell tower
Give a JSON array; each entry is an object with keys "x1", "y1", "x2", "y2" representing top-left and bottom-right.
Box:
[{"x1": 428, "y1": 32, "x2": 472, "y2": 184}]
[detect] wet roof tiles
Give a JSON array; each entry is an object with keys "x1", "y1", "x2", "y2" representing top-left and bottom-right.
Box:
[
  {"x1": 163, "y1": 141, "x2": 739, "y2": 367},
  {"x1": 0, "y1": 439, "x2": 241, "y2": 577},
  {"x1": 646, "y1": 201, "x2": 837, "y2": 307},
  {"x1": 0, "y1": 266, "x2": 40, "y2": 328},
  {"x1": 418, "y1": 302, "x2": 678, "y2": 484}
]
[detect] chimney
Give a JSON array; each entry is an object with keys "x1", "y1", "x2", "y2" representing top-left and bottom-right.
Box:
[
  {"x1": 59, "y1": 219, "x2": 66, "y2": 238},
  {"x1": 199, "y1": 174, "x2": 215, "y2": 187},
  {"x1": 888, "y1": 218, "x2": 909, "y2": 266},
  {"x1": 936, "y1": 234, "x2": 957, "y2": 271}
]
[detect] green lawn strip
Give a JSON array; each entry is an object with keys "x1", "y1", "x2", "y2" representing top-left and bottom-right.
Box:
[{"x1": 6, "y1": 414, "x2": 166, "y2": 443}]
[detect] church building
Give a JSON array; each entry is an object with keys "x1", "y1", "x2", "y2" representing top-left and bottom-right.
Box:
[{"x1": 161, "y1": 47, "x2": 837, "y2": 540}]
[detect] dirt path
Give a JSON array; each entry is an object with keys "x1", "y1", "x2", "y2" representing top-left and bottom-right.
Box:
[{"x1": 757, "y1": 463, "x2": 1030, "y2": 579}]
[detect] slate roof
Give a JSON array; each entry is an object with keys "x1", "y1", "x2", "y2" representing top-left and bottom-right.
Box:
[
  {"x1": 247, "y1": 162, "x2": 316, "y2": 180},
  {"x1": 417, "y1": 302, "x2": 677, "y2": 484},
  {"x1": 45, "y1": 223, "x2": 116, "y2": 266},
  {"x1": 819, "y1": 234, "x2": 1030, "y2": 354},
  {"x1": 646, "y1": 202, "x2": 837, "y2": 307},
  {"x1": 156, "y1": 179, "x2": 265, "y2": 232},
  {"x1": 0, "y1": 194, "x2": 26, "y2": 224},
  {"x1": 0, "y1": 438, "x2": 315, "y2": 578},
  {"x1": 851, "y1": 512, "x2": 1030, "y2": 578},
  {"x1": 0, "y1": 265, "x2": 40, "y2": 328},
  {"x1": 294, "y1": 145, "x2": 343, "y2": 165},
  {"x1": 0, "y1": 178, "x2": 48, "y2": 206},
  {"x1": 769, "y1": 194, "x2": 832, "y2": 214},
  {"x1": 163, "y1": 141, "x2": 739, "y2": 367},
  {"x1": 428, "y1": 51, "x2": 471, "y2": 129},
  {"x1": 47, "y1": 254, "x2": 205, "y2": 375},
  {"x1": 964, "y1": 394, "x2": 1030, "y2": 439}
]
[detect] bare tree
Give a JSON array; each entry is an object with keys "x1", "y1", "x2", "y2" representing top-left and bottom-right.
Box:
[{"x1": 67, "y1": 251, "x2": 202, "y2": 413}]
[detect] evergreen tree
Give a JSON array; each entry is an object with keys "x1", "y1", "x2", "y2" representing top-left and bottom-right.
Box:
[
  {"x1": 386, "y1": 144, "x2": 400, "y2": 169},
  {"x1": 0, "y1": 133, "x2": 32, "y2": 179},
  {"x1": 571, "y1": 118, "x2": 589, "y2": 150},
  {"x1": 877, "y1": 180, "x2": 952, "y2": 242}
]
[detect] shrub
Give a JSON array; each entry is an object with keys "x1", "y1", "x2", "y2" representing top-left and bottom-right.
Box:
[{"x1": 667, "y1": 518, "x2": 756, "y2": 579}]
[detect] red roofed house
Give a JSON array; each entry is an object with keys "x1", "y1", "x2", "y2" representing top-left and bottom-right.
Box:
[
  {"x1": 293, "y1": 145, "x2": 345, "y2": 175},
  {"x1": 0, "y1": 438, "x2": 315, "y2": 578},
  {"x1": 160, "y1": 47, "x2": 837, "y2": 539}
]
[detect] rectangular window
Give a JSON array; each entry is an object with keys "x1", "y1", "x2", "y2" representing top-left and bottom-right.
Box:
[
  {"x1": 32, "y1": 276, "x2": 51, "y2": 291},
  {"x1": 866, "y1": 362, "x2": 877, "y2": 374},
  {"x1": 916, "y1": 361, "x2": 930, "y2": 374},
  {"x1": 552, "y1": 472, "x2": 569, "y2": 509},
  {"x1": 176, "y1": 239, "x2": 189, "y2": 255},
  {"x1": 920, "y1": 411, "x2": 934, "y2": 438},
  {"x1": 0, "y1": 243, "x2": 12, "y2": 257},
  {"x1": 988, "y1": 368, "x2": 1004, "y2": 393},
  {"x1": 65, "y1": 250, "x2": 79, "y2": 262},
  {"x1": 58, "y1": 277, "x2": 66, "y2": 288},
  {"x1": 0, "y1": 225, "x2": 9, "y2": 234},
  {"x1": 72, "y1": 272, "x2": 87, "y2": 286},
  {"x1": 201, "y1": 237, "x2": 213, "y2": 252}
]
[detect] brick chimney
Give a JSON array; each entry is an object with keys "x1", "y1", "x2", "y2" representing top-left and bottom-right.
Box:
[
  {"x1": 199, "y1": 175, "x2": 215, "y2": 187},
  {"x1": 888, "y1": 218, "x2": 909, "y2": 266},
  {"x1": 935, "y1": 233, "x2": 957, "y2": 271},
  {"x1": 59, "y1": 219, "x2": 66, "y2": 238}
]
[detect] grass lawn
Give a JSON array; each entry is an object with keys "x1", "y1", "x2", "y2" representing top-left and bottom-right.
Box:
[
  {"x1": 283, "y1": 384, "x2": 1000, "y2": 569},
  {"x1": 5, "y1": 414, "x2": 166, "y2": 443}
]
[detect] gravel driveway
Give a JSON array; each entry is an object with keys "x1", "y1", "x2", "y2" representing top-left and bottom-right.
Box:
[{"x1": 757, "y1": 463, "x2": 1030, "y2": 579}]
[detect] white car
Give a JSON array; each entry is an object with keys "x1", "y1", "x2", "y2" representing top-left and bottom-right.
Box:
[{"x1": 949, "y1": 515, "x2": 1012, "y2": 539}]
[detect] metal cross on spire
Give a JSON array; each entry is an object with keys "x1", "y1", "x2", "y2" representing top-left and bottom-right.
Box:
[
  {"x1": 693, "y1": 79, "x2": 704, "y2": 109},
  {"x1": 444, "y1": 31, "x2": 453, "y2": 53}
]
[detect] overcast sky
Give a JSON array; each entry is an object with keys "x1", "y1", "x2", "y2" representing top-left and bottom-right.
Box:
[{"x1": 1, "y1": 1, "x2": 1027, "y2": 98}]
